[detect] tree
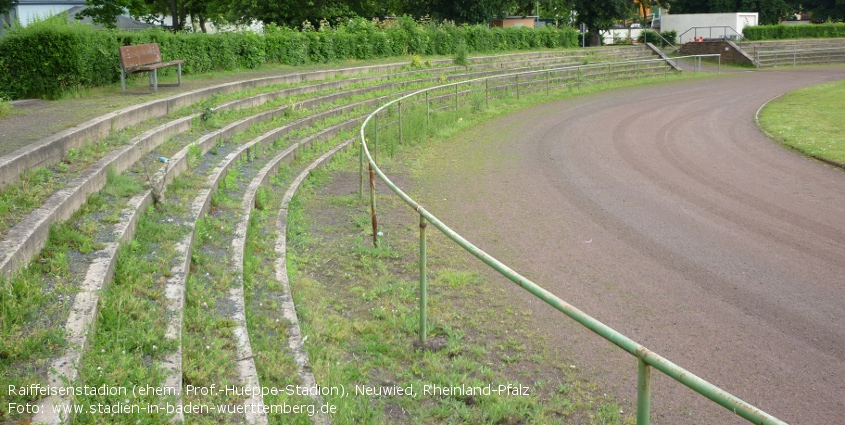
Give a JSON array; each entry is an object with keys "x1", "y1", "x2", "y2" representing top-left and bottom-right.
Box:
[
  {"x1": 669, "y1": 0, "x2": 798, "y2": 25},
  {"x1": 802, "y1": 0, "x2": 845, "y2": 21},
  {"x1": 402, "y1": 0, "x2": 512, "y2": 24},
  {"x1": 635, "y1": 0, "x2": 672, "y2": 25},
  {"x1": 572, "y1": 0, "x2": 636, "y2": 45},
  {"x1": 1, "y1": 0, "x2": 15, "y2": 16},
  {"x1": 76, "y1": 0, "x2": 148, "y2": 29}
]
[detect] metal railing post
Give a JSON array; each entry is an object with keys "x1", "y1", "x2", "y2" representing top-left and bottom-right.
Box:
[
  {"x1": 637, "y1": 357, "x2": 652, "y2": 425},
  {"x1": 718, "y1": 55, "x2": 721, "y2": 73},
  {"x1": 515, "y1": 74, "x2": 520, "y2": 100},
  {"x1": 455, "y1": 84, "x2": 459, "y2": 112},
  {"x1": 369, "y1": 163, "x2": 378, "y2": 247},
  {"x1": 419, "y1": 214, "x2": 428, "y2": 344}
]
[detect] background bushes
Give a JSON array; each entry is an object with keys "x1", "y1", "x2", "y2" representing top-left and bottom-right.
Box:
[
  {"x1": 637, "y1": 30, "x2": 678, "y2": 47},
  {"x1": 744, "y1": 23, "x2": 845, "y2": 40},
  {"x1": 0, "y1": 17, "x2": 120, "y2": 99},
  {"x1": 0, "y1": 16, "x2": 579, "y2": 99}
]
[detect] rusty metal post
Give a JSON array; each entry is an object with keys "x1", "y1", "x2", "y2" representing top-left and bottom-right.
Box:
[
  {"x1": 369, "y1": 163, "x2": 378, "y2": 248},
  {"x1": 637, "y1": 357, "x2": 652, "y2": 425},
  {"x1": 419, "y1": 214, "x2": 427, "y2": 344}
]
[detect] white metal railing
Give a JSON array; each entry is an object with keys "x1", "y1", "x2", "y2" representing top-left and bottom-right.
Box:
[{"x1": 755, "y1": 46, "x2": 845, "y2": 67}]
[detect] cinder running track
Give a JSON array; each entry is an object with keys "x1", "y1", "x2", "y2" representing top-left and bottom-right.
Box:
[{"x1": 416, "y1": 68, "x2": 845, "y2": 424}]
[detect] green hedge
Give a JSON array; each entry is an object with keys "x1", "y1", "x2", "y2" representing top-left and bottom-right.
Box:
[
  {"x1": 744, "y1": 23, "x2": 845, "y2": 40},
  {"x1": 0, "y1": 17, "x2": 120, "y2": 99},
  {"x1": 0, "y1": 17, "x2": 579, "y2": 99}
]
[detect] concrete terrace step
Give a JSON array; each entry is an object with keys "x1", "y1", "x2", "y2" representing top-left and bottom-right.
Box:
[
  {"x1": 744, "y1": 38, "x2": 845, "y2": 55},
  {"x1": 3, "y1": 46, "x2": 677, "y2": 424}
]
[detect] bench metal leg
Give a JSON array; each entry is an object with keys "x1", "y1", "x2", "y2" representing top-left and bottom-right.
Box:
[
  {"x1": 121, "y1": 67, "x2": 126, "y2": 93},
  {"x1": 152, "y1": 69, "x2": 158, "y2": 93},
  {"x1": 177, "y1": 63, "x2": 182, "y2": 86}
]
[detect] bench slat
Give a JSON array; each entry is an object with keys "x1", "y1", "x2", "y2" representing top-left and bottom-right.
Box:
[
  {"x1": 119, "y1": 44, "x2": 163, "y2": 69},
  {"x1": 132, "y1": 60, "x2": 186, "y2": 73}
]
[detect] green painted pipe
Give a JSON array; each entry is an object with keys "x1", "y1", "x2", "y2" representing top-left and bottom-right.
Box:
[
  {"x1": 357, "y1": 53, "x2": 783, "y2": 425},
  {"x1": 637, "y1": 357, "x2": 651, "y2": 425}
]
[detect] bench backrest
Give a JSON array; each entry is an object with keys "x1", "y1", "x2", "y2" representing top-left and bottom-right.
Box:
[{"x1": 119, "y1": 43, "x2": 163, "y2": 69}]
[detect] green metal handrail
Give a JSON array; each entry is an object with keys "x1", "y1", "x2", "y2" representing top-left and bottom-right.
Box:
[{"x1": 357, "y1": 55, "x2": 786, "y2": 425}]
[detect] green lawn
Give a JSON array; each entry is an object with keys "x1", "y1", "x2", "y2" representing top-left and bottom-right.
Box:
[{"x1": 759, "y1": 79, "x2": 845, "y2": 166}]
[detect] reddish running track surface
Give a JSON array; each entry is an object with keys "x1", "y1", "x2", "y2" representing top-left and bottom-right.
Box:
[{"x1": 415, "y1": 68, "x2": 845, "y2": 424}]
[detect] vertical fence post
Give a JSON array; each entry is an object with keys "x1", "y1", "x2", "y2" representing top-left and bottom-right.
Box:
[
  {"x1": 369, "y1": 163, "x2": 378, "y2": 248},
  {"x1": 419, "y1": 214, "x2": 427, "y2": 344},
  {"x1": 516, "y1": 74, "x2": 520, "y2": 100},
  {"x1": 637, "y1": 357, "x2": 652, "y2": 425},
  {"x1": 455, "y1": 83, "x2": 459, "y2": 112},
  {"x1": 546, "y1": 70, "x2": 550, "y2": 94},
  {"x1": 398, "y1": 100, "x2": 403, "y2": 145},
  {"x1": 718, "y1": 55, "x2": 721, "y2": 73}
]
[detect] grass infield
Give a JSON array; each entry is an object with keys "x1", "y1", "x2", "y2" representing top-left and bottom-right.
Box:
[{"x1": 758, "y1": 78, "x2": 845, "y2": 166}]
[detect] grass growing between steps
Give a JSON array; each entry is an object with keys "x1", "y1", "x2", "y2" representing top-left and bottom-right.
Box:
[
  {"x1": 0, "y1": 168, "x2": 145, "y2": 422},
  {"x1": 758, "y1": 78, "x2": 845, "y2": 166},
  {"x1": 244, "y1": 175, "x2": 316, "y2": 425}
]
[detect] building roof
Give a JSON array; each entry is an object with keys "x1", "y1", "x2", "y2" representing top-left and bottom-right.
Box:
[{"x1": 66, "y1": 6, "x2": 155, "y2": 30}]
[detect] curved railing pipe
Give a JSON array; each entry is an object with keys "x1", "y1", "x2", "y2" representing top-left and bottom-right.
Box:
[{"x1": 357, "y1": 55, "x2": 785, "y2": 425}]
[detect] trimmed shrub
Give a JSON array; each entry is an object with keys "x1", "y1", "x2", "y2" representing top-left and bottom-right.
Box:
[
  {"x1": 744, "y1": 23, "x2": 845, "y2": 40},
  {"x1": 0, "y1": 17, "x2": 120, "y2": 99},
  {"x1": 0, "y1": 17, "x2": 580, "y2": 99}
]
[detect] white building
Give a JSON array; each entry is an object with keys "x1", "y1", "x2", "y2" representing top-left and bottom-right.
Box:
[{"x1": 660, "y1": 12, "x2": 759, "y2": 43}]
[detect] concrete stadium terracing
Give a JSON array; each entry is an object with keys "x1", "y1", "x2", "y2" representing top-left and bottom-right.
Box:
[{"x1": 2, "y1": 45, "x2": 671, "y2": 424}]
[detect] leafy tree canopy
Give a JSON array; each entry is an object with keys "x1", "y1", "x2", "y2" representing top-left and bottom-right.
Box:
[
  {"x1": 572, "y1": 0, "x2": 637, "y2": 45},
  {"x1": 801, "y1": 0, "x2": 845, "y2": 22},
  {"x1": 669, "y1": 0, "x2": 799, "y2": 25},
  {"x1": 1, "y1": 0, "x2": 15, "y2": 16}
]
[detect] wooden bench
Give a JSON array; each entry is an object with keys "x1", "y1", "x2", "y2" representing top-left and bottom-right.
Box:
[{"x1": 119, "y1": 43, "x2": 184, "y2": 94}]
